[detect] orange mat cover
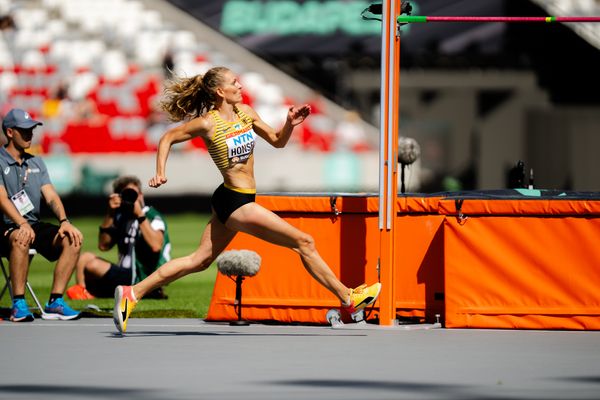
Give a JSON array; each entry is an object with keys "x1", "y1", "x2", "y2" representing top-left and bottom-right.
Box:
[{"x1": 443, "y1": 199, "x2": 600, "y2": 330}]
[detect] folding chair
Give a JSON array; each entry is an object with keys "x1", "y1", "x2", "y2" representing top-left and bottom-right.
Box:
[{"x1": 0, "y1": 249, "x2": 45, "y2": 316}]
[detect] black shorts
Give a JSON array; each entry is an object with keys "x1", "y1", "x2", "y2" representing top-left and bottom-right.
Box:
[
  {"x1": 0, "y1": 221, "x2": 62, "y2": 261},
  {"x1": 211, "y1": 183, "x2": 256, "y2": 224},
  {"x1": 85, "y1": 262, "x2": 133, "y2": 298}
]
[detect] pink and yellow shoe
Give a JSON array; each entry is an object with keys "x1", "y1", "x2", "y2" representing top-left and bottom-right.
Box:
[
  {"x1": 113, "y1": 285, "x2": 137, "y2": 334},
  {"x1": 342, "y1": 282, "x2": 382, "y2": 314}
]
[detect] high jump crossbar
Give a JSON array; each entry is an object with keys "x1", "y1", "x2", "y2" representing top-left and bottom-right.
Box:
[{"x1": 398, "y1": 16, "x2": 600, "y2": 24}]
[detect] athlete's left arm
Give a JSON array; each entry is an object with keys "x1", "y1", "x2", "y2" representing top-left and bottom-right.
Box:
[{"x1": 238, "y1": 104, "x2": 311, "y2": 148}]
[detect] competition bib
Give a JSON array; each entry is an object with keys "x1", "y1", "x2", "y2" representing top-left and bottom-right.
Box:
[
  {"x1": 11, "y1": 190, "x2": 34, "y2": 216},
  {"x1": 226, "y1": 127, "x2": 256, "y2": 165}
]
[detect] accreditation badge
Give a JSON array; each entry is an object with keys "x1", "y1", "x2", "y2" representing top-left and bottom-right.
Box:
[{"x1": 11, "y1": 190, "x2": 34, "y2": 216}]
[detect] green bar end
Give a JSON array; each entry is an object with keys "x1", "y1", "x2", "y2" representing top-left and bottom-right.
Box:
[{"x1": 397, "y1": 15, "x2": 428, "y2": 24}]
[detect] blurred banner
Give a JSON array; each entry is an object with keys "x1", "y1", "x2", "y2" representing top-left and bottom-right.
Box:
[{"x1": 167, "y1": 0, "x2": 507, "y2": 56}]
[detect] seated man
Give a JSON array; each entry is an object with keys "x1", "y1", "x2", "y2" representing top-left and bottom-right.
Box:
[
  {"x1": 0, "y1": 108, "x2": 83, "y2": 322},
  {"x1": 67, "y1": 176, "x2": 171, "y2": 300}
]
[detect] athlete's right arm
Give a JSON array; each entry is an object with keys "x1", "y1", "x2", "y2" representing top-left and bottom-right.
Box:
[{"x1": 149, "y1": 117, "x2": 212, "y2": 188}]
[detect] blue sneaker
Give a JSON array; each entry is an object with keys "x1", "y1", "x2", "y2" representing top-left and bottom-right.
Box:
[
  {"x1": 10, "y1": 298, "x2": 34, "y2": 322},
  {"x1": 43, "y1": 298, "x2": 80, "y2": 321}
]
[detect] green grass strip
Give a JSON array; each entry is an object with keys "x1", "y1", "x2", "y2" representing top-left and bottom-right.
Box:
[{"x1": 1, "y1": 213, "x2": 215, "y2": 319}]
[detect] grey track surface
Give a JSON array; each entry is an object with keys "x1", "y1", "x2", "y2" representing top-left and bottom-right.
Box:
[{"x1": 1, "y1": 318, "x2": 599, "y2": 400}]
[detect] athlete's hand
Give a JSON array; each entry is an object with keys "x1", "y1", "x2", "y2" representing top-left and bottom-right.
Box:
[
  {"x1": 287, "y1": 104, "x2": 311, "y2": 126},
  {"x1": 149, "y1": 175, "x2": 168, "y2": 188}
]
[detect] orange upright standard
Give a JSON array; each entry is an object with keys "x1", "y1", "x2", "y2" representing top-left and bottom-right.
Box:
[{"x1": 377, "y1": 0, "x2": 402, "y2": 325}]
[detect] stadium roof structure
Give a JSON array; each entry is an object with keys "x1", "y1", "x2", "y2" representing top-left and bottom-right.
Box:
[{"x1": 531, "y1": 0, "x2": 600, "y2": 50}]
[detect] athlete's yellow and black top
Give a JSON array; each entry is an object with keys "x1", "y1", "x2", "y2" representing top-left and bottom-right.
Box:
[{"x1": 207, "y1": 106, "x2": 257, "y2": 171}]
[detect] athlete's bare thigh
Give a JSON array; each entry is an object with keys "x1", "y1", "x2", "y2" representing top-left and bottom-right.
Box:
[
  {"x1": 197, "y1": 213, "x2": 238, "y2": 261},
  {"x1": 225, "y1": 202, "x2": 304, "y2": 249}
]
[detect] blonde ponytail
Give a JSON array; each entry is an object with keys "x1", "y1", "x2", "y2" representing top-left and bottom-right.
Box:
[{"x1": 160, "y1": 66, "x2": 229, "y2": 121}]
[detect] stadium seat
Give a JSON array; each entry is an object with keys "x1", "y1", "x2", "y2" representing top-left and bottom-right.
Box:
[
  {"x1": 255, "y1": 82, "x2": 284, "y2": 106},
  {"x1": 21, "y1": 50, "x2": 46, "y2": 70},
  {"x1": 0, "y1": 72, "x2": 17, "y2": 94},
  {"x1": 101, "y1": 50, "x2": 129, "y2": 82},
  {"x1": 171, "y1": 30, "x2": 197, "y2": 51},
  {"x1": 240, "y1": 72, "x2": 264, "y2": 89}
]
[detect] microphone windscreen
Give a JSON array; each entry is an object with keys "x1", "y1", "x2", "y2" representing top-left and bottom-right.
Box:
[{"x1": 216, "y1": 250, "x2": 261, "y2": 277}]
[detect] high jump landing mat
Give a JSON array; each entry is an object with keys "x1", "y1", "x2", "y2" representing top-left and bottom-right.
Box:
[{"x1": 207, "y1": 190, "x2": 600, "y2": 330}]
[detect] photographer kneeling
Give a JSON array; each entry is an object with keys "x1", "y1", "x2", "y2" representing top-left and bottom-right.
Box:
[{"x1": 67, "y1": 176, "x2": 171, "y2": 300}]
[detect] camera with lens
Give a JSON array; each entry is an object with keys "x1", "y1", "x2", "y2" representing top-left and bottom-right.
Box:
[{"x1": 119, "y1": 187, "x2": 139, "y2": 217}]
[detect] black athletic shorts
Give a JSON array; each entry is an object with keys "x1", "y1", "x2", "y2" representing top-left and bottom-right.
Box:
[
  {"x1": 85, "y1": 262, "x2": 133, "y2": 298},
  {"x1": 211, "y1": 183, "x2": 256, "y2": 224},
  {"x1": 0, "y1": 221, "x2": 62, "y2": 261}
]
